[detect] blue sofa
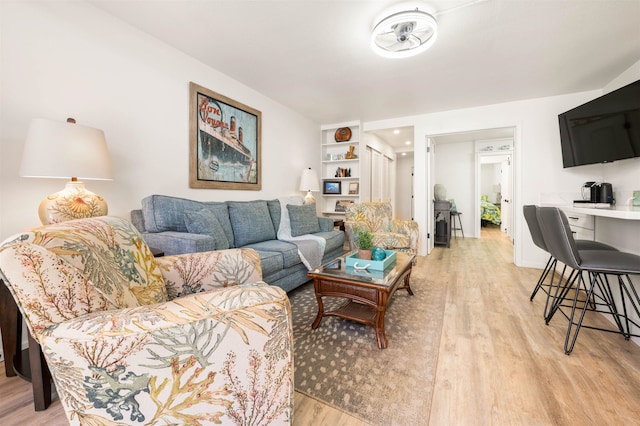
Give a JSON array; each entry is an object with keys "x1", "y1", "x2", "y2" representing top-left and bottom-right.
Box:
[{"x1": 131, "y1": 195, "x2": 345, "y2": 292}]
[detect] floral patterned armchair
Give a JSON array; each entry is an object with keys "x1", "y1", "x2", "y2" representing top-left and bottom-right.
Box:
[
  {"x1": 344, "y1": 201, "x2": 419, "y2": 256},
  {"x1": 0, "y1": 216, "x2": 292, "y2": 425}
]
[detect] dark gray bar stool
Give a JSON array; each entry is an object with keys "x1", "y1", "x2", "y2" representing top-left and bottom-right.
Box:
[
  {"x1": 451, "y1": 211, "x2": 464, "y2": 238},
  {"x1": 522, "y1": 205, "x2": 617, "y2": 319},
  {"x1": 536, "y1": 207, "x2": 640, "y2": 354}
]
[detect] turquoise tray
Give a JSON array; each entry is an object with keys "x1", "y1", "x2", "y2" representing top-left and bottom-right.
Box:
[{"x1": 345, "y1": 250, "x2": 396, "y2": 271}]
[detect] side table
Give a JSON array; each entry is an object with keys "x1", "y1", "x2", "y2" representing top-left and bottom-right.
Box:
[
  {"x1": 0, "y1": 278, "x2": 52, "y2": 411},
  {"x1": 434, "y1": 200, "x2": 451, "y2": 248},
  {"x1": 149, "y1": 246, "x2": 164, "y2": 257}
]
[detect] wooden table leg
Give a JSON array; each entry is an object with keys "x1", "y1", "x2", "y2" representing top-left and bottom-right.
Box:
[
  {"x1": 0, "y1": 278, "x2": 52, "y2": 411},
  {"x1": 0, "y1": 279, "x2": 19, "y2": 377},
  {"x1": 311, "y1": 279, "x2": 325, "y2": 329},
  {"x1": 28, "y1": 333, "x2": 52, "y2": 411},
  {"x1": 374, "y1": 296, "x2": 388, "y2": 349}
]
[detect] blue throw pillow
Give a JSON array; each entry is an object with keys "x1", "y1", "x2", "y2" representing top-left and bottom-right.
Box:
[
  {"x1": 184, "y1": 209, "x2": 230, "y2": 250},
  {"x1": 287, "y1": 203, "x2": 321, "y2": 237},
  {"x1": 228, "y1": 201, "x2": 276, "y2": 247},
  {"x1": 203, "y1": 202, "x2": 235, "y2": 248}
]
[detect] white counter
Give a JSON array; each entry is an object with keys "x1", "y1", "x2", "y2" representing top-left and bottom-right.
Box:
[{"x1": 562, "y1": 205, "x2": 640, "y2": 220}]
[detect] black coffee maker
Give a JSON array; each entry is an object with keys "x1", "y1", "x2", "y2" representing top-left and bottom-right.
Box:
[
  {"x1": 599, "y1": 183, "x2": 613, "y2": 203},
  {"x1": 583, "y1": 182, "x2": 613, "y2": 203}
]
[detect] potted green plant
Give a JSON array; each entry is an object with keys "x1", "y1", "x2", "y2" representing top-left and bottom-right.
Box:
[{"x1": 354, "y1": 227, "x2": 374, "y2": 260}]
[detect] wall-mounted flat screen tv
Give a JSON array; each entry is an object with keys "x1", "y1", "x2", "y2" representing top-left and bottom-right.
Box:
[{"x1": 558, "y1": 79, "x2": 640, "y2": 168}]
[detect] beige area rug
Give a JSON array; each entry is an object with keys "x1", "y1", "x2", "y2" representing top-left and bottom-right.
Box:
[{"x1": 289, "y1": 260, "x2": 446, "y2": 425}]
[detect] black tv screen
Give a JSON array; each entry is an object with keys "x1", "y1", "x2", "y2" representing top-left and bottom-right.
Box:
[{"x1": 558, "y1": 79, "x2": 640, "y2": 168}]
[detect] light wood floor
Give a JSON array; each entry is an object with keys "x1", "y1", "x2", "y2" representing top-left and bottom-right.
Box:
[{"x1": 3, "y1": 226, "x2": 640, "y2": 425}]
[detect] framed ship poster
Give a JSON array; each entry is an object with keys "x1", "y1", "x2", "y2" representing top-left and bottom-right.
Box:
[{"x1": 189, "y1": 82, "x2": 261, "y2": 189}]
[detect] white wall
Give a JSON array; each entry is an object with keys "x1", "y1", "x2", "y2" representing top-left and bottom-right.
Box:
[
  {"x1": 433, "y1": 140, "x2": 475, "y2": 237},
  {"x1": 0, "y1": 2, "x2": 319, "y2": 240},
  {"x1": 366, "y1": 73, "x2": 640, "y2": 268}
]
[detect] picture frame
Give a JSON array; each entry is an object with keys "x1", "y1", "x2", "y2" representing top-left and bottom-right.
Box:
[
  {"x1": 348, "y1": 182, "x2": 359, "y2": 195},
  {"x1": 335, "y1": 199, "x2": 353, "y2": 212},
  {"x1": 323, "y1": 180, "x2": 342, "y2": 194},
  {"x1": 189, "y1": 82, "x2": 262, "y2": 190}
]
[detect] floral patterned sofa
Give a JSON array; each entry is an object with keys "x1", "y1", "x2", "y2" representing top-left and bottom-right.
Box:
[
  {"x1": 0, "y1": 216, "x2": 293, "y2": 425},
  {"x1": 344, "y1": 201, "x2": 419, "y2": 257}
]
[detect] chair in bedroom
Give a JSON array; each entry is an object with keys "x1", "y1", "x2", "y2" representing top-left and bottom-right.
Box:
[
  {"x1": 0, "y1": 216, "x2": 293, "y2": 424},
  {"x1": 522, "y1": 205, "x2": 617, "y2": 319},
  {"x1": 536, "y1": 206, "x2": 640, "y2": 354},
  {"x1": 344, "y1": 201, "x2": 419, "y2": 256}
]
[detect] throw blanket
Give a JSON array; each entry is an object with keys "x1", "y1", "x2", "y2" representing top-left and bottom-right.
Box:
[{"x1": 277, "y1": 196, "x2": 326, "y2": 270}]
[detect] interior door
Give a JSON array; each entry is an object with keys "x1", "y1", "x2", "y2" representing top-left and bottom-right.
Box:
[
  {"x1": 370, "y1": 148, "x2": 382, "y2": 201},
  {"x1": 427, "y1": 137, "x2": 435, "y2": 253},
  {"x1": 411, "y1": 166, "x2": 415, "y2": 220},
  {"x1": 501, "y1": 156, "x2": 513, "y2": 240}
]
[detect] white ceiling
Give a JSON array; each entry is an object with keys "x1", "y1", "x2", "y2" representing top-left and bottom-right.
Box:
[
  {"x1": 368, "y1": 126, "x2": 415, "y2": 153},
  {"x1": 89, "y1": 0, "x2": 640, "y2": 149}
]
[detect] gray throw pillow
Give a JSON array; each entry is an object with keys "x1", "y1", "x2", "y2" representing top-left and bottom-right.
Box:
[
  {"x1": 184, "y1": 209, "x2": 230, "y2": 250},
  {"x1": 287, "y1": 203, "x2": 321, "y2": 237},
  {"x1": 228, "y1": 201, "x2": 276, "y2": 247},
  {"x1": 202, "y1": 202, "x2": 235, "y2": 248}
]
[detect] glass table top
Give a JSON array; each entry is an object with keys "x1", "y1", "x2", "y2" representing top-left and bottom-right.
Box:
[{"x1": 309, "y1": 250, "x2": 414, "y2": 287}]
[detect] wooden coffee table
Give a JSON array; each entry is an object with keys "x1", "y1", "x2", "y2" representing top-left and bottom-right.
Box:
[{"x1": 307, "y1": 251, "x2": 415, "y2": 349}]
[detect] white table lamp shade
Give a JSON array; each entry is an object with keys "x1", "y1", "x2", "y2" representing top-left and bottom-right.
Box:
[
  {"x1": 20, "y1": 118, "x2": 112, "y2": 180},
  {"x1": 20, "y1": 118, "x2": 113, "y2": 224}
]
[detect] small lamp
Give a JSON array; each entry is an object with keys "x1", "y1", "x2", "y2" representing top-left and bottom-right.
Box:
[
  {"x1": 299, "y1": 167, "x2": 320, "y2": 205},
  {"x1": 20, "y1": 117, "x2": 113, "y2": 224}
]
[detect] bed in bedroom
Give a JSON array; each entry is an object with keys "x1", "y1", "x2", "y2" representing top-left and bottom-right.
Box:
[{"x1": 481, "y1": 195, "x2": 501, "y2": 226}]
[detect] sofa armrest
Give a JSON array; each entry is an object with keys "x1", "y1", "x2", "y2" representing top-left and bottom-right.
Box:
[
  {"x1": 141, "y1": 231, "x2": 216, "y2": 256},
  {"x1": 40, "y1": 283, "x2": 293, "y2": 425},
  {"x1": 318, "y1": 217, "x2": 334, "y2": 232},
  {"x1": 392, "y1": 219, "x2": 420, "y2": 251},
  {"x1": 130, "y1": 209, "x2": 146, "y2": 233},
  {"x1": 155, "y1": 248, "x2": 263, "y2": 299}
]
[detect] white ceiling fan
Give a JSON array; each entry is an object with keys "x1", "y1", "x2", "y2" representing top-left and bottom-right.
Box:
[
  {"x1": 371, "y1": 8, "x2": 438, "y2": 59},
  {"x1": 371, "y1": 1, "x2": 487, "y2": 59}
]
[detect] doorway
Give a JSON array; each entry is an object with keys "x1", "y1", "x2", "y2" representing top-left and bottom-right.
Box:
[
  {"x1": 427, "y1": 126, "x2": 517, "y2": 258},
  {"x1": 477, "y1": 150, "x2": 513, "y2": 241}
]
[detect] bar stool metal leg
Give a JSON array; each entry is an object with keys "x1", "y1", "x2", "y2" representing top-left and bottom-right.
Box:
[{"x1": 451, "y1": 212, "x2": 464, "y2": 238}]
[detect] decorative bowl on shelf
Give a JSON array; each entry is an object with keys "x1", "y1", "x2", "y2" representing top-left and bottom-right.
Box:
[{"x1": 335, "y1": 127, "x2": 352, "y2": 142}]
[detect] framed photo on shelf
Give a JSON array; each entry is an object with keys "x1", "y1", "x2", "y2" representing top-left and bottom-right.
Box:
[
  {"x1": 323, "y1": 180, "x2": 341, "y2": 194},
  {"x1": 335, "y1": 200, "x2": 354, "y2": 212},
  {"x1": 189, "y1": 82, "x2": 262, "y2": 190},
  {"x1": 348, "y1": 182, "x2": 359, "y2": 195}
]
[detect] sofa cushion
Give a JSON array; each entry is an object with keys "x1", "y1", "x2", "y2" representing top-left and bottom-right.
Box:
[
  {"x1": 243, "y1": 240, "x2": 301, "y2": 268},
  {"x1": 267, "y1": 199, "x2": 282, "y2": 232},
  {"x1": 373, "y1": 232, "x2": 411, "y2": 249},
  {"x1": 141, "y1": 195, "x2": 203, "y2": 232},
  {"x1": 313, "y1": 230, "x2": 345, "y2": 254},
  {"x1": 183, "y1": 209, "x2": 230, "y2": 250},
  {"x1": 228, "y1": 201, "x2": 276, "y2": 247},
  {"x1": 202, "y1": 203, "x2": 235, "y2": 248},
  {"x1": 250, "y1": 250, "x2": 283, "y2": 277},
  {"x1": 287, "y1": 203, "x2": 321, "y2": 236},
  {"x1": 142, "y1": 231, "x2": 217, "y2": 256}
]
